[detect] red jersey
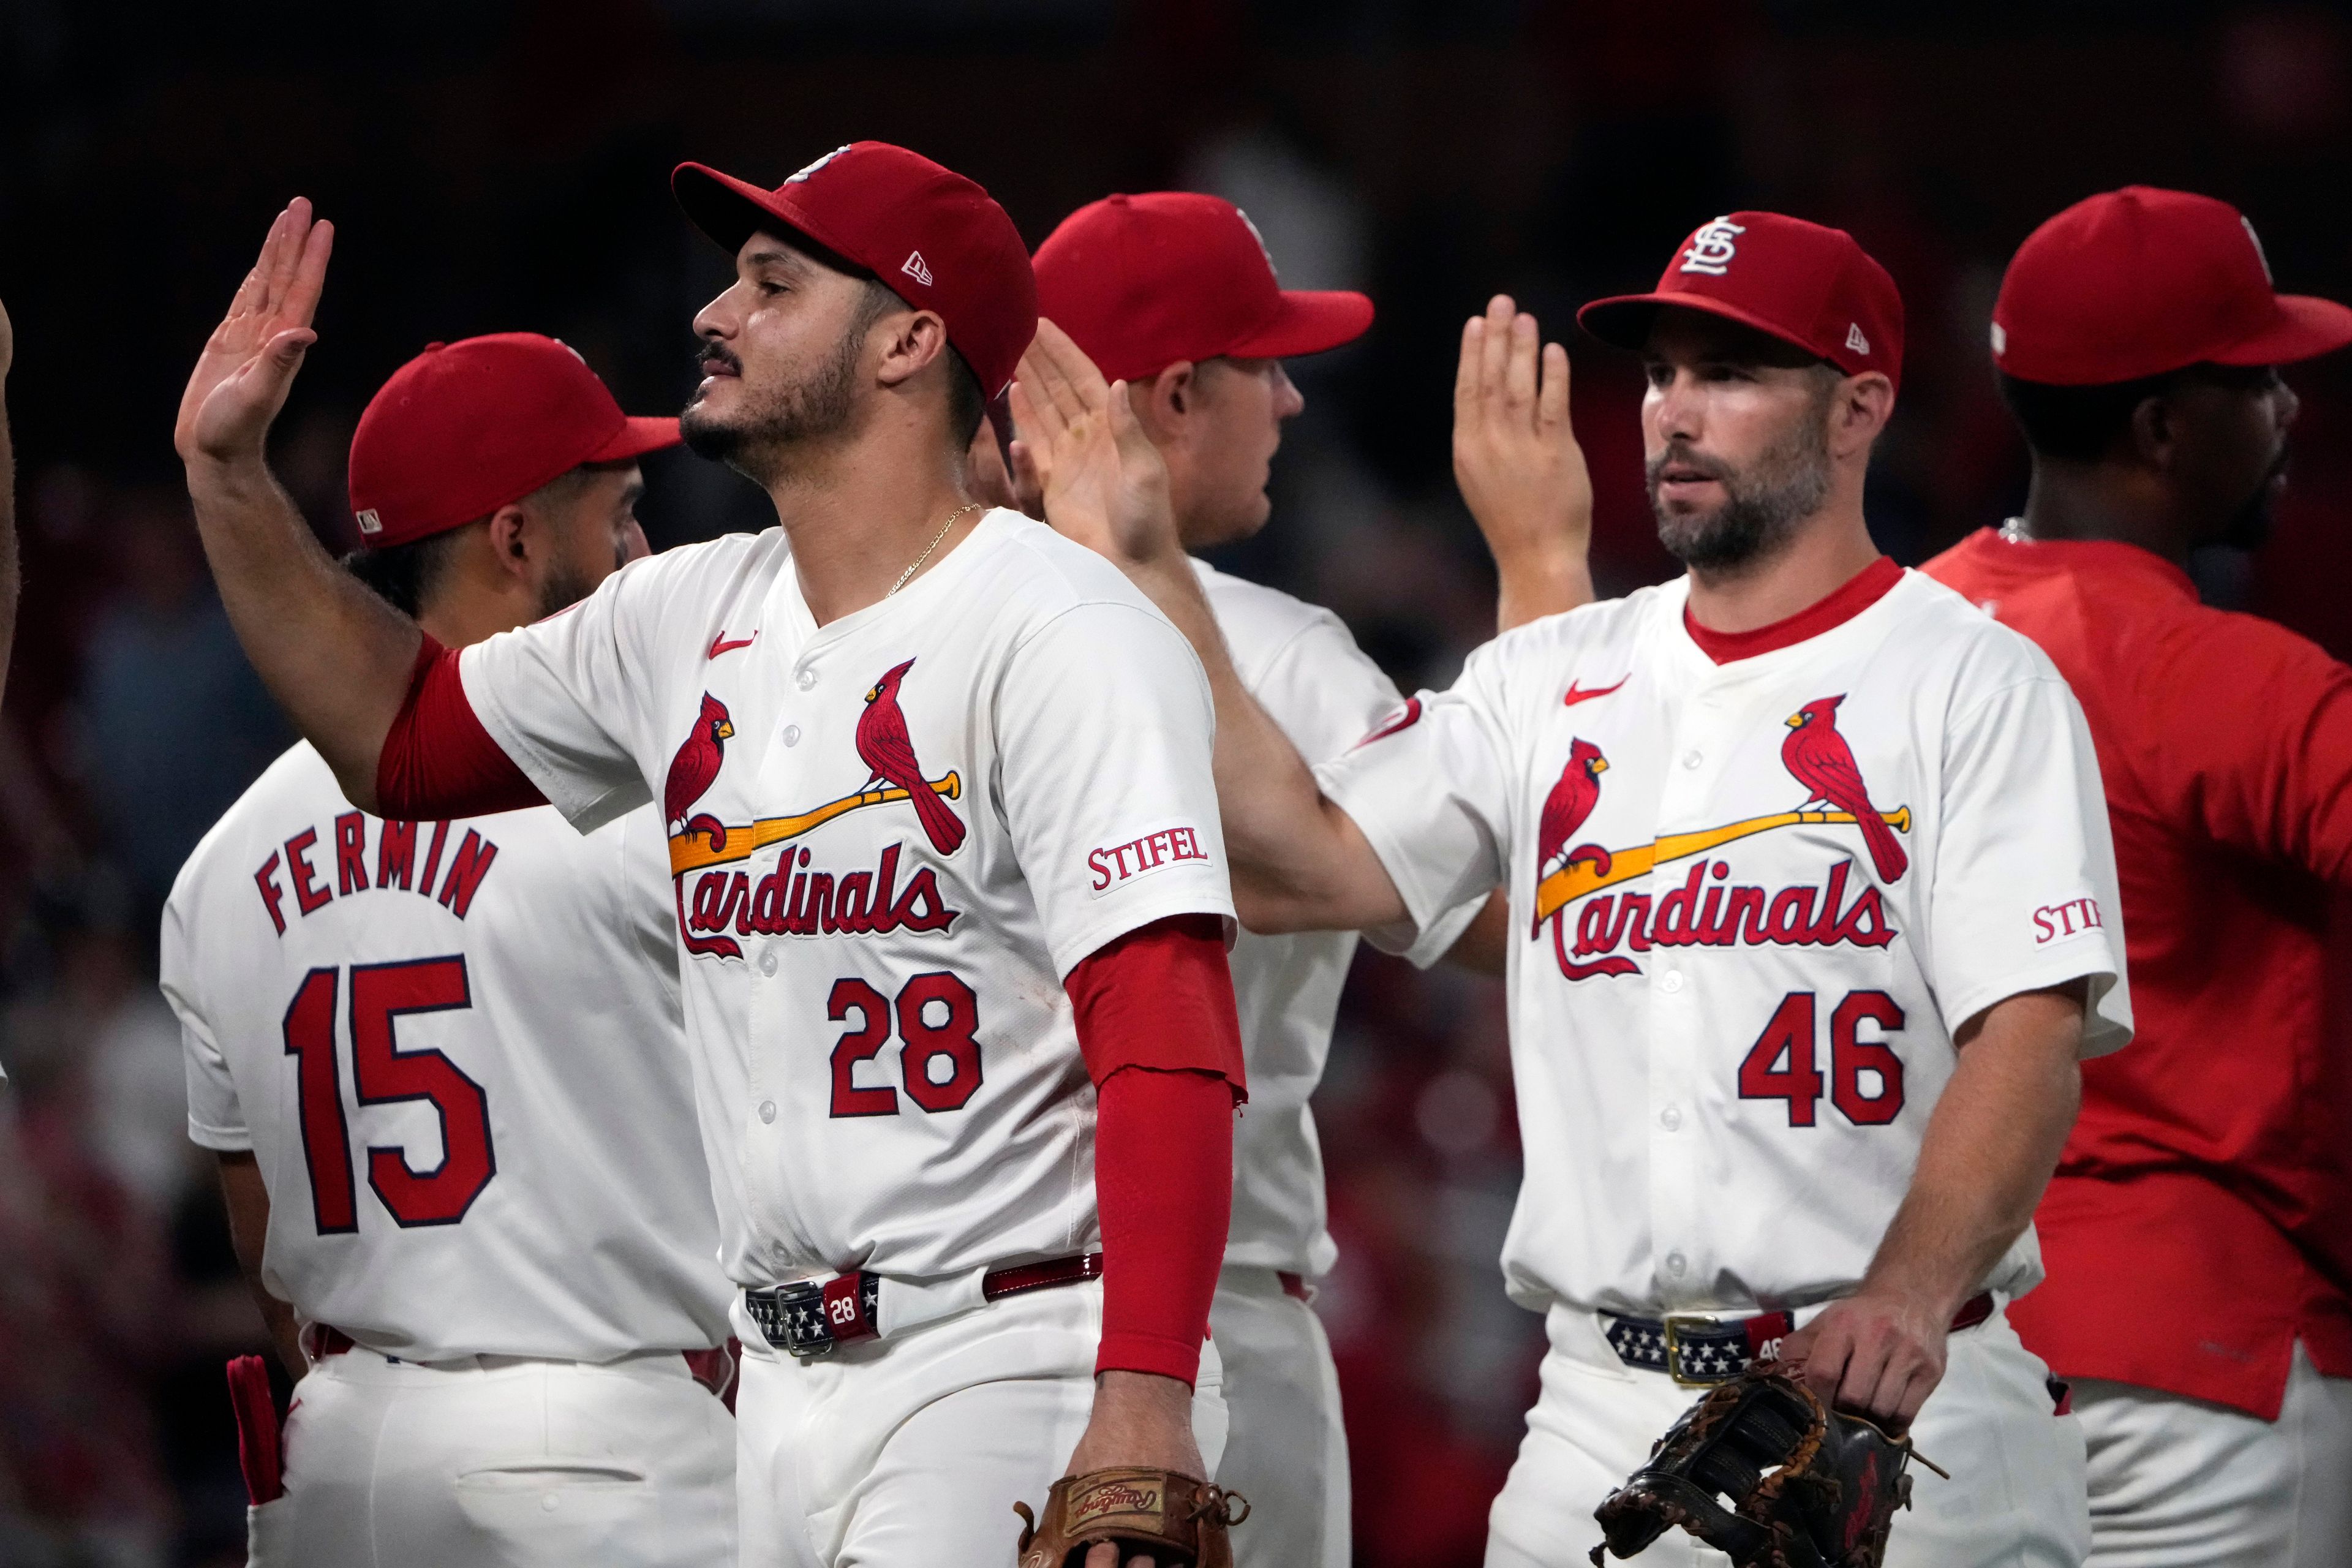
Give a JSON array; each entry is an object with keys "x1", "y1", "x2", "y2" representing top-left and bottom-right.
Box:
[{"x1": 1924, "y1": 527, "x2": 2352, "y2": 1417}]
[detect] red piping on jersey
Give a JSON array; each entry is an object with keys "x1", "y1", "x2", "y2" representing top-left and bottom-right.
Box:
[
  {"x1": 1066, "y1": 914, "x2": 1245, "y2": 1385},
  {"x1": 377, "y1": 636, "x2": 546, "y2": 820},
  {"x1": 1682, "y1": 556, "x2": 1904, "y2": 665}
]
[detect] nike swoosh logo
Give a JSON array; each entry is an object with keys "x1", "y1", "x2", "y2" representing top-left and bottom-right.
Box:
[
  {"x1": 707, "y1": 633, "x2": 758, "y2": 660},
  {"x1": 1562, "y1": 675, "x2": 1629, "y2": 708}
]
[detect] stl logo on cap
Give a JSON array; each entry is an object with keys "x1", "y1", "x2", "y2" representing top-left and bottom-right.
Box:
[
  {"x1": 1680, "y1": 217, "x2": 1747, "y2": 277},
  {"x1": 787, "y1": 145, "x2": 851, "y2": 185}
]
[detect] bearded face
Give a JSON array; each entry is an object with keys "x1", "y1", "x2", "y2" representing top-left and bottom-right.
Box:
[
  {"x1": 1645, "y1": 382, "x2": 1835, "y2": 573},
  {"x1": 680, "y1": 312, "x2": 868, "y2": 475},
  {"x1": 681, "y1": 235, "x2": 898, "y2": 484}
]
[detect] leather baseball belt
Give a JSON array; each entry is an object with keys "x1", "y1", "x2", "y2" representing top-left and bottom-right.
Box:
[
  {"x1": 1603, "y1": 1291, "x2": 1994, "y2": 1387},
  {"x1": 745, "y1": 1251, "x2": 1104, "y2": 1362}
]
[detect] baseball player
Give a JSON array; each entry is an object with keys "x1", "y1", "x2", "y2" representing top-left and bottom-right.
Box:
[
  {"x1": 1020, "y1": 210, "x2": 2132, "y2": 1567},
  {"x1": 1023, "y1": 192, "x2": 1589, "y2": 1568},
  {"x1": 1924, "y1": 187, "x2": 2352, "y2": 1567},
  {"x1": 173, "y1": 147, "x2": 1244, "y2": 1568},
  {"x1": 159, "y1": 333, "x2": 737, "y2": 1566}
]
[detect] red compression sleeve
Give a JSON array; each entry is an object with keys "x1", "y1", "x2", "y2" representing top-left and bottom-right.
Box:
[
  {"x1": 1066, "y1": 914, "x2": 1246, "y2": 1385},
  {"x1": 375, "y1": 636, "x2": 546, "y2": 820}
]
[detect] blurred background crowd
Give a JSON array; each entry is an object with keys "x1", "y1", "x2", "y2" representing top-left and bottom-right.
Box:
[{"x1": 2, "y1": 1, "x2": 2349, "y2": 1564}]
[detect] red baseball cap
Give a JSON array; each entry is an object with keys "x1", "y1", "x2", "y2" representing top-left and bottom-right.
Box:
[
  {"x1": 1031, "y1": 192, "x2": 1373, "y2": 383},
  {"x1": 1991, "y1": 186, "x2": 2352, "y2": 386},
  {"x1": 671, "y1": 141, "x2": 1038, "y2": 400},
  {"x1": 348, "y1": 334, "x2": 680, "y2": 549},
  {"x1": 1578, "y1": 212, "x2": 1905, "y2": 391}
]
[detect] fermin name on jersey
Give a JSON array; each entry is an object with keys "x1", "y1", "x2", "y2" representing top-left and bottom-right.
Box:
[{"x1": 254, "y1": 813, "x2": 501, "y2": 935}]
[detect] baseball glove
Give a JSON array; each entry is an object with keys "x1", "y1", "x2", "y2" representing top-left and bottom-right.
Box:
[
  {"x1": 1013, "y1": 1468, "x2": 1248, "y2": 1568},
  {"x1": 1589, "y1": 1363, "x2": 1939, "y2": 1568}
]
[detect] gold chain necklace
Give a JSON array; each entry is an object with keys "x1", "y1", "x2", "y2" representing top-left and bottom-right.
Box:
[{"x1": 888, "y1": 502, "x2": 983, "y2": 598}]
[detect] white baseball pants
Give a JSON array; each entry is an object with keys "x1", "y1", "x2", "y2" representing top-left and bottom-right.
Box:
[
  {"x1": 247, "y1": 1345, "x2": 736, "y2": 1567},
  {"x1": 733, "y1": 1279, "x2": 1226, "y2": 1568},
  {"x1": 1485, "y1": 1299, "x2": 2089, "y2": 1568},
  {"x1": 2074, "y1": 1342, "x2": 2352, "y2": 1567},
  {"x1": 1210, "y1": 1266, "x2": 1351, "y2": 1568}
]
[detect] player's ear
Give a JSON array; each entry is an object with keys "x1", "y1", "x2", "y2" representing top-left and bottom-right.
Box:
[
  {"x1": 873, "y1": 309, "x2": 951, "y2": 393},
  {"x1": 2127, "y1": 391, "x2": 2179, "y2": 473},
  {"x1": 1830, "y1": 371, "x2": 1894, "y2": 460},
  {"x1": 484, "y1": 502, "x2": 535, "y2": 583},
  {"x1": 1129, "y1": 362, "x2": 1193, "y2": 442}
]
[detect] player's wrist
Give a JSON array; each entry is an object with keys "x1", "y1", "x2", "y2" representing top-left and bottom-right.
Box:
[{"x1": 1069, "y1": 1370, "x2": 1205, "y2": 1477}]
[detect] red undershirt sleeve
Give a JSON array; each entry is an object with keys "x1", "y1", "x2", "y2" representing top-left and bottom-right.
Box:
[
  {"x1": 1065, "y1": 913, "x2": 1246, "y2": 1385},
  {"x1": 375, "y1": 635, "x2": 547, "y2": 820}
]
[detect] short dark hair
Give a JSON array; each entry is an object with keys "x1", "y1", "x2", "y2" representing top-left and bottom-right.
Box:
[
  {"x1": 855, "y1": 277, "x2": 986, "y2": 450},
  {"x1": 1997, "y1": 371, "x2": 2172, "y2": 462},
  {"x1": 344, "y1": 529, "x2": 464, "y2": 619},
  {"x1": 1998, "y1": 363, "x2": 2276, "y2": 462},
  {"x1": 341, "y1": 462, "x2": 609, "y2": 616}
]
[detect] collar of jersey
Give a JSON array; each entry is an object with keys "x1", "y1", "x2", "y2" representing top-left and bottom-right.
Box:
[
  {"x1": 1679, "y1": 554, "x2": 1904, "y2": 666},
  {"x1": 1967, "y1": 525, "x2": 2198, "y2": 603},
  {"x1": 777, "y1": 505, "x2": 1012, "y2": 650}
]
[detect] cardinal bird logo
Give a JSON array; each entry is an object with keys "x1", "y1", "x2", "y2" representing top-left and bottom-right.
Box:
[
  {"x1": 1534, "y1": 739, "x2": 1615, "y2": 937},
  {"x1": 857, "y1": 658, "x2": 967, "y2": 856},
  {"x1": 1782, "y1": 695, "x2": 1907, "y2": 884},
  {"x1": 665, "y1": 693, "x2": 734, "y2": 851}
]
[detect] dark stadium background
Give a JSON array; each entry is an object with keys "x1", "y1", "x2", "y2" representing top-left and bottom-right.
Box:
[{"x1": 2, "y1": 2, "x2": 2348, "y2": 1562}]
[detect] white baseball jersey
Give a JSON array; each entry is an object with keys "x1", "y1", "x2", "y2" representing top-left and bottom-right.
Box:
[
  {"x1": 458, "y1": 509, "x2": 1234, "y2": 1287},
  {"x1": 1196, "y1": 560, "x2": 1480, "y2": 1278},
  {"x1": 1316, "y1": 568, "x2": 2132, "y2": 1317},
  {"x1": 161, "y1": 744, "x2": 733, "y2": 1363}
]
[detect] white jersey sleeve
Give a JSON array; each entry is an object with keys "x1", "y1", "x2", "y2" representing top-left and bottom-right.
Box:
[
  {"x1": 1314, "y1": 641, "x2": 1519, "y2": 963},
  {"x1": 172, "y1": 952, "x2": 250, "y2": 1151},
  {"x1": 460, "y1": 548, "x2": 685, "y2": 832},
  {"x1": 997, "y1": 600, "x2": 1234, "y2": 977},
  {"x1": 1928, "y1": 667, "x2": 2132, "y2": 1055}
]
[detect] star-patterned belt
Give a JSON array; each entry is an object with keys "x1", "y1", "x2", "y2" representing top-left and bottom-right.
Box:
[
  {"x1": 745, "y1": 1252, "x2": 1104, "y2": 1361},
  {"x1": 1604, "y1": 1292, "x2": 1994, "y2": 1387}
]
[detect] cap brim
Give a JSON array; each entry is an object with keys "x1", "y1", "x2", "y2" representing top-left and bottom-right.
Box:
[
  {"x1": 672, "y1": 163, "x2": 867, "y2": 279},
  {"x1": 2208, "y1": 292, "x2": 2352, "y2": 369},
  {"x1": 589, "y1": 416, "x2": 684, "y2": 462},
  {"x1": 1578, "y1": 292, "x2": 1821, "y2": 360},
  {"x1": 1225, "y1": 290, "x2": 1374, "y2": 361}
]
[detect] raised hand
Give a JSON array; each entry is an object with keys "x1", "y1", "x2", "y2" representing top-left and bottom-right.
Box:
[
  {"x1": 176, "y1": 198, "x2": 334, "y2": 468},
  {"x1": 1009, "y1": 319, "x2": 1179, "y2": 571},
  {"x1": 1453, "y1": 293, "x2": 1595, "y2": 630}
]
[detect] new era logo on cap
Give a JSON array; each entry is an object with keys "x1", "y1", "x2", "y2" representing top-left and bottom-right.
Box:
[
  {"x1": 1679, "y1": 217, "x2": 1746, "y2": 276},
  {"x1": 355, "y1": 508, "x2": 383, "y2": 536},
  {"x1": 1845, "y1": 323, "x2": 1871, "y2": 355},
  {"x1": 901, "y1": 251, "x2": 934, "y2": 287}
]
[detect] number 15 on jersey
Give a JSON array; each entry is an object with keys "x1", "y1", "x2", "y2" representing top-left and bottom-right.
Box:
[{"x1": 282, "y1": 956, "x2": 497, "y2": 1232}]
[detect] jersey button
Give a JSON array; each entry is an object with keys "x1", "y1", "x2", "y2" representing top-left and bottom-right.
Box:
[
  {"x1": 783, "y1": 724, "x2": 802, "y2": 747},
  {"x1": 797, "y1": 668, "x2": 818, "y2": 690},
  {"x1": 1659, "y1": 1104, "x2": 1682, "y2": 1131},
  {"x1": 758, "y1": 1100, "x2": 777, "y2": 1124},
  {"x1": 1658, "y1": 970, "x2": 1684, "y2": 993},
  {"x1": 759, "y1": 949, "x2": 778, "y2": 976},
  {"x1": 1665, "y1": 1251, "x2": 1687, "y2": 1278},
  {"x1": 1681, "y1": 750, "x2": 1703, "y2": 770}
]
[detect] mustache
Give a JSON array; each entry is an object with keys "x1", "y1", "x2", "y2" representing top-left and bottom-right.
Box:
[
  {"x1": 696, "y1": 339, "x2": 742, "y2": 376},
  {"x1": 1645, "y1": 442, "x2": 1736, "y2": 486}
]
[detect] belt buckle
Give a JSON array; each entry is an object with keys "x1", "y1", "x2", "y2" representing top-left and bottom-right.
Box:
[
  {"x1": 758, "y1": 1280, "x2": 837, "y2": 1362},
  {"x1": 1662, "y1": 1313, "x2": 1724, "y2": 1387}
]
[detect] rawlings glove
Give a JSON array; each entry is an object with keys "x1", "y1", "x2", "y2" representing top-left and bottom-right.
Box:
[
  {"x1": 1589, "y1": 1363, "x2": 1941, "y2": 1568},
  {"x1": 1014, "y1": 1468, "x2": 1248, "y2": 1568}
]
